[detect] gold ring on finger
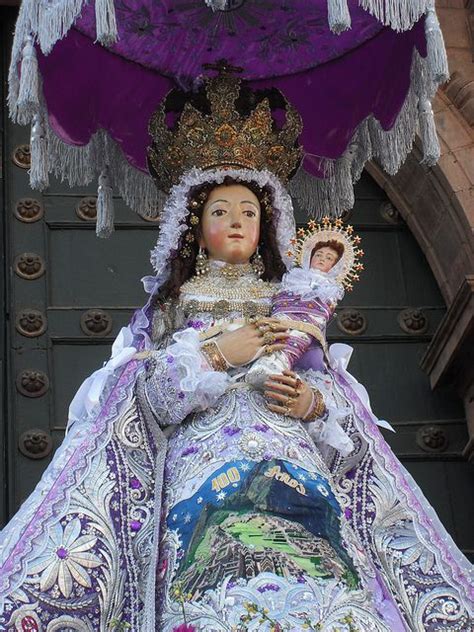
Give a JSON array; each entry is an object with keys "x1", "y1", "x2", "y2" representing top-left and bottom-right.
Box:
[
  {"x1": 263, "y1": 332, "x2": 276, "y2": 345},
  {"x1": 264, "y1": 345, "x2": 273, "y2": 355}
]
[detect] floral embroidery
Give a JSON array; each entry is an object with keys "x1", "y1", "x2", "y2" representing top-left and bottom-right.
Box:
[{"x1": 29, "y1": 518, "x2": 102, "y2": 598}]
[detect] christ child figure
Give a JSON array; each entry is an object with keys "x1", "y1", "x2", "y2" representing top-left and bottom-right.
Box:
[{"x1": 246, "y1": 217, "x2": 364, "y2": 452}]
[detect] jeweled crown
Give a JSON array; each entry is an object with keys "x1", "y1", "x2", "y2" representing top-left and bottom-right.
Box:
[{"x1": 147, "y1": 66, "x2": 303, "y2": 192}]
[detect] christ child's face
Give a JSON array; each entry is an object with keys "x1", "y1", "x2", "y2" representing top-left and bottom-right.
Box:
[
  {"x1": 199, "y1": 184, "x2": 261, "y2": 264},
  {"x1": 310, "y1": 246, "x2": 340, "y2": 273}
]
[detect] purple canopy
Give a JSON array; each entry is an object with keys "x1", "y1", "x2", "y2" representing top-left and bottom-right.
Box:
[{"x1": 9, "y1": 0, "x2": 448, "y2": 235}]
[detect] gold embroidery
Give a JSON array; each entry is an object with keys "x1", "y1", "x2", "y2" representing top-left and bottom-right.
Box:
[{"x1": 264, "y1": 465, "x2": 306, "y2": 496}]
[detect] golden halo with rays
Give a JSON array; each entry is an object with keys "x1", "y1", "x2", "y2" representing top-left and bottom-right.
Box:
[{"x1": 288, "y1": 217, "x2": 365, "y2": 291}]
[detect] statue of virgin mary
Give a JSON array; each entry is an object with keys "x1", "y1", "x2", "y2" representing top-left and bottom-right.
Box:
[{"x1": 0, "y1": 73, "x2": 472, "y2": 632}]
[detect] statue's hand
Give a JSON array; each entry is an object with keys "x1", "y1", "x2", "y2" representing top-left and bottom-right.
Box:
[
  {"x1": 217, "y1": 318, "x2": 289, "y2": 367},
  {"x1": 264, "y1": 370, "x2": 313, "y2": 419}
]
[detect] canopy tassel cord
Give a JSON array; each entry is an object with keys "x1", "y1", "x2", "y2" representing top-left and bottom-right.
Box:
[
  {"x1": 418, "y1": 96, "x2": 440, "y2": 166},
  {"x1": 95, "y1": 0, "x2": 118, "y2": 46},
  {"x1": 17, "y1": 35, "x2": 40, "y2": 125},
  {"x1": 30, "y1": 113, "x2": 49, "y2": 190},
  {"x1": 96, "y1": 167, "x2": 115, "y2": 238},
  {"x1": 425, "y1": 2, "x2": 449, "y2": 84},
  {"x1": 328, "y1": 0, "x2": 352, "y2": 34}
]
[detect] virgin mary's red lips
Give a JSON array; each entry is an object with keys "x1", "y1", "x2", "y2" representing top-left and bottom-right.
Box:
[{"x1": 228, "y1": 233, "x2": 244, "y2": 238}]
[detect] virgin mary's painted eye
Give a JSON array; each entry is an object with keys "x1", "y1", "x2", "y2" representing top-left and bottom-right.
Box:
[{"x1": 211, "y1": 209, "x2": 226, "y2": 216}]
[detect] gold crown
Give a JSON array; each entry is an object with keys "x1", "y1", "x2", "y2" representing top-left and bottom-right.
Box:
[
  {"x1": 147, "y1": 69, "x2": 303, "y2": 192},
  {"x1": 289, "y1": 217, "x2": 365, "y2": 291}
]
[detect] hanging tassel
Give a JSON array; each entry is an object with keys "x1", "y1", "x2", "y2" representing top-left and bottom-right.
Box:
[
  {"x1": 29, "y1": 113, "x2": 49, "y2": 190},
  {"x1": 425, "y1": 5, "x2": 449, "y2": 84},
  {"x1": 17, "y1": 35, "x2": 40, "y2": 125},
  {"x1": 96, "y1": 168, "x2": 115, "y2": 238},
  {"x1": 95, "y1": 0, "x2": 118, "y2": 47},
  {"x1": 418, "y1": 97, "x2": 440, "y2": 166},
  {"x1": 328, "y1": 0, "x2": 351, "y2": 35}
]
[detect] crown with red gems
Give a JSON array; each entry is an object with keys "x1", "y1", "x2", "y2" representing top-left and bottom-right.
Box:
[{"x1": 288, "y1": 217, "x2": 364, "y2": 291}]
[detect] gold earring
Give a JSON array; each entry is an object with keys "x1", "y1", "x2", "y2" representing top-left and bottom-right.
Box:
[{"x1": 195, "y1": 247, "x2": 209, "y2": 276}]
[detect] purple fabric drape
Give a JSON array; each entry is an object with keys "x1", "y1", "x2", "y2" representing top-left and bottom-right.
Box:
[
  {"x1": 75, "y1": 0, "x2": 385, "y2": 80},
  {"x1": 38, "y1": 16, "x2": 425, "y2": 178}
]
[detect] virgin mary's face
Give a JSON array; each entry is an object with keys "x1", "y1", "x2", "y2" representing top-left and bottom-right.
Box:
[{"x1": 199, "y1": 184, "x2": 261, "y2": 264}]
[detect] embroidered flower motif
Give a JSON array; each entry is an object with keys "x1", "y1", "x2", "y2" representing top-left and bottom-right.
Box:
[
  {"x1": 390, "y1": 526, "x2": 435, "y2": 572},
  {"x1": 29, "y1": 518, "x2": 102, "y2": 598}
]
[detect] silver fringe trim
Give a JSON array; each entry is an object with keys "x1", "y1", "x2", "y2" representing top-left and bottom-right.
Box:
[
  {"x1": 204, "y1": 1, "x2": 434, "y2": 30},
  {"x1": 8, "y1": 0, "x2": 117, "y2": 118},
  {"x1": 8, "y1": 1, "x2": 448, "y2": 230},
  {"x1": 425, "y1": 2, "x2": 449, "y2": 84},
  {"x1": 23, "y1": 48, "x2": 442, "y2": 228},
  {"x1": 359, "y1": 0, "x2": 429, "y2": 31},
  {"x1": 289, "y1": 50, "x2": 441, "y2": 216},
  {"x1": 36, "y1": 109, "x2": 164, "y2": 228}
]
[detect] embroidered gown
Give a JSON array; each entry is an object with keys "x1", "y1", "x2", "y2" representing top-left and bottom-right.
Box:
[
  {"x1": 142, "y1": 263, "x2": 406, "y2": 631},
  {"x1": 0, "y1": 261, "x2": 472, "y2": 631}
]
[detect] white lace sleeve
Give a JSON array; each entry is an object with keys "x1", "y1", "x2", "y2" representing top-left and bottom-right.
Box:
[{"x1": 143, "y1": 327, "x2": 230, "y2": 426}]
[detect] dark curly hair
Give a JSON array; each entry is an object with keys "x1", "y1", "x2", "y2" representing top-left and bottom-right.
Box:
[{"x1": 155, "y1": 176, "x2": 286, "y2": 303}]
